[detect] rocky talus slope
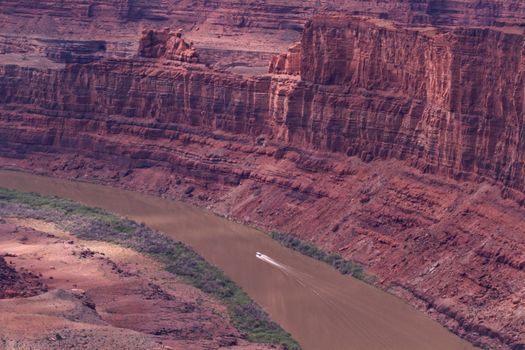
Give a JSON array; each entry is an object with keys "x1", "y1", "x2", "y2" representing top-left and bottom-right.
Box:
[
  {"x1": 0, "y1": 255, "x2": 47, "y2": 298},
  {"x1": 0, "y1": 3, "x2": 524, "y2": 350}
]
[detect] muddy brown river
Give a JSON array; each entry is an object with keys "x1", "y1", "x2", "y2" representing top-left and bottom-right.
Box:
[{"x1": 0, "y1": 170, "x2": 476, "y2": 350}]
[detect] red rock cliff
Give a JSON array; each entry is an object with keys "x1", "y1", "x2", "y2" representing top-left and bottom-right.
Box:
[
  {"x1": 326, "y1": 0, "x2": 525, "y2": 26},
  {"x1": 269, "y1": 16, "x2": 525, "y2": 193},
  {"x1": 4, "y1": 17, "x2": 523, "y2": 192},
  {"x1": 269, "y1": 43, "x2": 301, "y2": 75}
]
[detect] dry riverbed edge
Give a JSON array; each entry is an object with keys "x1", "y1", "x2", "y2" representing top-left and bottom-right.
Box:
[{"x1": 0, "y1": 187, "x2": 299, "y2": 350}]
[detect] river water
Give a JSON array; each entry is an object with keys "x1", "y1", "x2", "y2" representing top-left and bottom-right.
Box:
[{"x1": 0, "y1": 170, "x2": 475, "y2": 350}]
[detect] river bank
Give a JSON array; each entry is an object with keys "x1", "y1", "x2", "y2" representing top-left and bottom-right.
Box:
[{"x1": 0, "y1": 170, "x2": 477, "y2": 350}]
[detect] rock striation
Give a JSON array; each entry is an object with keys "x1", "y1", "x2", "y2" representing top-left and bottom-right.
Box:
[
  {"x1": 274, "y1": 16, "x2": 525, "y2": 192},
  {"x1": 42, "y1": 39, "x2": 107, "y2": 64},
  {"x1": 1, "y1": 17, "x2": 524, "y2": 192},
  {"x1": 322, "y1": 0, "x2": 525, "y2": 26}
]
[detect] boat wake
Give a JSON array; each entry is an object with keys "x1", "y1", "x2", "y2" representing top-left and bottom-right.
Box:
[
  {"x1": 255, "y1": 252, "x2": 312, "y2": 288},
  {"x1": 255, "y1": 252, "x2": 291, "y2": 272},
  {"x1": 255, "y1": 251, "x2": 359, "y2": 328}
]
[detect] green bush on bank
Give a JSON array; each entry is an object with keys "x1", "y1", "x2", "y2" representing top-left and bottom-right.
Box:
[
  {"x1": 0, "y1": 189, "x2": 134, "y2": 233},
  {"x1": 270, "y1": 231, "x2": 370, "y2": 283},
  {"x1": 0, "y1": 188, "x2": 300, "y2": 350}
]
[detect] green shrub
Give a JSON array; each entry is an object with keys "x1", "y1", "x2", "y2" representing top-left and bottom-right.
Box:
[
  {"x1": 271, "y1": 231, "x2": 371, "y2": 283},
  {"x1": 0, "y1": 188, "x2": 300, "y2": 350},
  {"x1": 0, "y1": 188, "x2": 134, "y2": 233}
]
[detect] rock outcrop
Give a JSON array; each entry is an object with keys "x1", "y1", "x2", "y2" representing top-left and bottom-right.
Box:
[
  {"x1": 0, "y1": 256, "x2": 47, "y2": 298},
  {"x1": 269, "y1": 43, "x2": 301, "y2": 75},
  {"x1": 275, "y1": 16, "x2": 525, "y2": 192},
  {"x1": 139, "y1": 28, "x2": 198, "y2": 63}
]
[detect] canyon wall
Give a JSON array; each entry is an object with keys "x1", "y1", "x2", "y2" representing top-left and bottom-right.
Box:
[
  {"x1": 3, "y1": 0, "x2": 525, "y2": 76},
  {"x1": 0, "y1": 0, "x2": 323, "y2": 70},
  {"x1": 327, "y1": 0, "x2": 525, "y2": 26},
  {"x1": 1, "y1": 17, "x2": 524, "y2": 191},
  {"x1": 274, "y1": 16, "x2": 525, "y2": 191},
  {"x1": 3, "y1": 0, "x2": 525, "y2": 30},
  {"x1": 3, "y1": 1, "x2": 525, "y2": 58},
  {"x1": 0, "y1": 0, "x2": 320, "y2": 43},
  {"x1": 0, "y1": 8, "x2": 524, "y2": 350}
]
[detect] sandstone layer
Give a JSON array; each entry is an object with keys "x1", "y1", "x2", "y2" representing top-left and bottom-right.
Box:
[
  {"x1": 0, "y1": 3, "x2": 524, "y2": 350},
  {"x1": 281, "y1": 16, "x2": 525, "y2": 192}
]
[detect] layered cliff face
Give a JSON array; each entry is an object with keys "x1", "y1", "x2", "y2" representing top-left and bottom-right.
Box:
[
  {"x1": 272, "y1": 17, "x2": 525, "y2": 192},
  {"x1": 326, "y1": 0, "x2": 525, "y2": 26},
  {"x1": 0, "y1": 7, "x2": 525, "y2": 350},
  {"x1": 0, "y1": 0, "x2": 314, "y2": 73},
  {"x1": 3, "y1": 17, "x2": 523, "y2": 192},
  {"x1": 0, "y1": 0, "x2": 320, "y2": 58},
  {"x1": 3, "y1": 0, "x2": 525, "y2": 31}
]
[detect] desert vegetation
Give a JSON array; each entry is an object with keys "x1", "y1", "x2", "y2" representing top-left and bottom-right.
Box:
[
  {"x1": 0, "y1": 188, "x2": 300, "y2": 350},
  {"x1": 270, "y1": 231, "x2": 374, "y2": 283}
]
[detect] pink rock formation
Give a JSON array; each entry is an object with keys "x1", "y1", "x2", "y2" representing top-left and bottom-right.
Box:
[
  {"x1": 139, "y1": 28, "x2": 199, "y2": 63},
  {"x1": 269, "y1": 43, "x2": 301, "y2": 75}
]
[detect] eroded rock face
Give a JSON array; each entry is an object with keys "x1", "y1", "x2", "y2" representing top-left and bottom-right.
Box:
[
  {"x1": 0, "y1": 0, "x2": 164, "y2": 23},
  {"x1": 139, "y1": 29, "x2": 198, "y2": 63},
  {"x1": 269, "y1": 43, "x2": 301, "y2": 75},
  {"x1": 325, "y1": 0, "x2": 525, "y2": 26},
  {"x1": 2, "y1": 0, "x2": 525, "y2": 30},
  {"x1": 274, "y1": 16, "x2": 525, "y2": 192},
  {"x1": 2, "y1": 17, "x2": 524, "y2": 192},
  {"x1": 2, "y1": 0, "x2": 525, "y2": 71}
]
